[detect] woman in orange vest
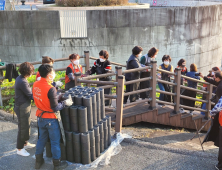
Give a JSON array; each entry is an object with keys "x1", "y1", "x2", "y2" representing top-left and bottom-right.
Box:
[
  {"x1": 36, "y1": 56, "x2": 54, "y2": 81},
  {"x1": 33, "y1": 64, "x2": 73, "y2": 169},
  {"x1": 65, "y1": 53, "x2": 83, "y2": 90}
]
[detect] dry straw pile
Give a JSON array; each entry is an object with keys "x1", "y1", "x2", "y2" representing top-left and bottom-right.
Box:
[{"x1": 56, "y1": 0, "x2": 129, "y2": 7}]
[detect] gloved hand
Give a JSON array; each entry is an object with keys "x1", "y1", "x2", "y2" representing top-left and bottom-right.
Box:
[
  {"x1": 55, "y1": 81, "x2": 63, "y2": 87},
  {"x1": 64, "y1": 95, "x2": 73, "y2": 106}
]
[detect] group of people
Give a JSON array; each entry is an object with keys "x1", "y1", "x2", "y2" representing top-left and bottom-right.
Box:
[
  {"x1": 13, "y1": 46, "x2": 222, "y2": 170},
  {"x1": 14, "y1": 50, "x2": 112, "y2": 170}
]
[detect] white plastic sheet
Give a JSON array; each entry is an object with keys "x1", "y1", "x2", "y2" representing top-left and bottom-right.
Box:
[{"x1": 33, "y1": 133, "x2": 131, "y2": 169}]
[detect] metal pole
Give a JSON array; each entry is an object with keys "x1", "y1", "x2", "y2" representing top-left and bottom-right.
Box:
[
  {"x1": 206, "y1": 84, "x2": 213, "y2": 120},
  {"x1": 115, "y1": 75, "x2": 125, "y2": 133},
  {"x1": 74, "y1": 72, "x2": 82, "y2": 86},
  {"x1": 149, "y1": 61, "x2": 157, "y2": 110},
  {"x1": 173, "y1": 68, "x2": 181, "y2": 114}
]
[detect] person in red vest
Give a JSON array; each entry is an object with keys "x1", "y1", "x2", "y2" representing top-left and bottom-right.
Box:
[
  {"x1": 36, "y1": 56, "x2": 54, "y2": 81},
  {"x1": 36, "y1": 56, "x2": 63, "y2": 88},
  {"x1": 65, "y1": 53, "x2": 83, "y2": 90},
  {"x1": 33, "y1": 64, "x2": 73, "y2": 170}
]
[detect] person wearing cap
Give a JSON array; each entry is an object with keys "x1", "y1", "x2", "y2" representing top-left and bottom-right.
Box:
[
  {"x1": 14, "y1": 62, "x2": 36, "y2": 157},
  {"x1": 33, "y1": 64, "x2": 73, "y2": 170},
  {"x1": 65, "y1": 53, "x2": 83, "y2": 91},
  {"x1": 87, "y1": 50, "x2": 112, "y2": 106}
]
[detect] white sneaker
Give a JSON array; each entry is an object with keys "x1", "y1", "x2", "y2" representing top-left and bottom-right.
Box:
[
  {"x1": 17, "y1": 148, "x2": 30, "y2": 157},
  {"x1": 179, "y1": 108, "x2": 185, "y2": 114},
  {"x1": 24, "y1": 142, "x2": 36, "y2": 149}
]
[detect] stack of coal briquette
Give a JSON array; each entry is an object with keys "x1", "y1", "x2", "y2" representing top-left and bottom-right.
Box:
[{"x1": 46, "y1": 86, "x2": 112, "y2": 165}]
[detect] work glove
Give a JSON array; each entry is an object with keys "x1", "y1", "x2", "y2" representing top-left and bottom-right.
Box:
[
  {"x1": 55, "y1": 81, "x2": 63, "y2": 87},
  {"x1": 64, "y1": 95, "x2": 73, "y2": 106}
]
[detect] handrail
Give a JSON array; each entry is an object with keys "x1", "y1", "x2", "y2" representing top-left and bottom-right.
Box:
[
  {"x1": 124, "y1": 87, "x2": 152, "y2": 96},
  {"x1": 78, "y1": 79, "x2": 117, "y2": 86},
  {"x1": 180, "y1": 95, "x2": 207, "y2": 103},
  {"x1": 89, "y1": 56, "x2": 126, "y2": 67},
  {"x1": 124, "y1": 77, "x2": 152, "y2": 85},
  {"x1": 0, "y1": 56, "x2": 84, "y2": 70},
  {"x1": 156, "y1": 79, "x2": 176, "y2": 86},
  {"x1": 123, "y1": 66, "x2": 151, "y2": 74},
  {"x1": 181, "y1": 75, "x2": 210, "y2": 85},
  {"x1": 81, "y1": 72, "x2": 116, "y2": 80},
  {"x1": 156, "y1": 100, "x2": 175, "y2": 106},
  {"x1": 180, "y1": 85, "x2": 209, "y2": 94},
  {"x1": 123, "y1": 98, "x2": 151, "y2": 108},
  {"x1": 157, "y1": 68, "x2": 175, "y2": 75},
  {"x1": 156, "y1": 89, "x2": 176, "y2": 96},
  {"x1": 180, "y1": 104, "x2": 207, "y2": 112}
]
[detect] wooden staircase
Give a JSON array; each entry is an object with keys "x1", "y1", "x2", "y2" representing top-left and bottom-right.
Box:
[{"x1": 106, "y1": 102, "x2": 211, "y2": 131}]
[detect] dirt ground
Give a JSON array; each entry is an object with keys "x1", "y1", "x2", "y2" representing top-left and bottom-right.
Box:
[{"x1": 115, "y1": 122, "x2": 218, "y2": 154}]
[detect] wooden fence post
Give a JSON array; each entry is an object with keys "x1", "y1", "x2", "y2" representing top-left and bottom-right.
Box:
[
  {"x1": 84, "y1": 51, "x2": 90, "y2": 87},
  {"x1": 84, "y1": 51, "x2": 90, "y2": 72},
  {"x1": 149, "y1": 61, "x2": 157, "y2": 110},
  {"x1": 173, "y1": 68, "x2": 181, "y2": 114},
  {"x1": 74, "y1": 72, "x2": 81, "y2": 86},
  {"x1": 115, "y1": 75, "x2": 125, "y2": 133},
  {"x1": 206, "y1": 84, "x2": 212, "y2": 119}
]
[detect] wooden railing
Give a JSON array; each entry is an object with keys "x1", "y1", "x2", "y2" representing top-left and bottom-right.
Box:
[{"x1": 0, "y1": 52, "x2": 214, "y2": 133}]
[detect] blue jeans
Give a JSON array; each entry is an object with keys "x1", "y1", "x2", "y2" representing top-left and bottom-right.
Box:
[
  {"x1": 158, "y1": 82, "x2": 165, "y2": 105},
  {"x1": 35, "y1": 118, "x2": 61, "y2": 159},
  {"x1": 201, "y1": 103, "x2": 206, "y2": 115}
]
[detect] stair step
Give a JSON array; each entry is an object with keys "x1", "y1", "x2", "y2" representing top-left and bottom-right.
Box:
[
  {"x1": 192, "y1": 114, "x2": 205, "y2": 120},
  {"x1": 181, "y1": 113, "x2": 192, "y2": 119}
]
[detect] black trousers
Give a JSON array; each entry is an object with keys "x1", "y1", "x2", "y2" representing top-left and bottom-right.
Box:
[
  {"x1": 14, "y1": 102, "x2": 31, "y2": 149},
  {"x1": 124, "y1": 81, "x2": 139, "y2": 103},
  {"x1": 218, "y1": 126, "x2": 222, "y2": 168}
]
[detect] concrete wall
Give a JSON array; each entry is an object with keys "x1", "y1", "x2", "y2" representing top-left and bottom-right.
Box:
[{"x1": 1, "y1": 5, "x2": 222, "y2": 74}]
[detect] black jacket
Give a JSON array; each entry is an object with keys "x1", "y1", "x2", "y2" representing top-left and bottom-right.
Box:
[
  {"x1": 90, "y1": 59, "x2": 112, "y2": 81},
  {"x1": 125, "y1": 54, "x2": 141, "y2": 81},
  {"x1": 5, "y1": 64, "x2": 19, "y2": 82},
  {"x1": 202, "y1": 113, "x2": 220, "y2": 147},
  {"x1": 204, "y1": 77, "x2": 222, "y2": 104}
]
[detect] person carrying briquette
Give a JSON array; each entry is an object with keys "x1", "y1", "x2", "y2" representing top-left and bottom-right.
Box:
[
  {"x1": 33, "y1": 64, "x2": 73, "y2": 170},
  {"x1": 14, "y1": 62, "x2": 36, "y2": 157},
  {"x1": 36, "y1": 56, "x2": 63, "y2": 88},
  {"x1": 157, "y1": 55, "x2": 174, "y2": 106},
  {"x1": 140, "y1": 47, "x2": 159, "y2": 99},
  {"x1": 86, "y1": 50, "x2": 112, "y2": 106},
  {"x1": 124, "y1": 46, "x2": 144, "y2": 104},
  {"x1": 65, "y1": 53, "x2": 83, "y2": 90}
]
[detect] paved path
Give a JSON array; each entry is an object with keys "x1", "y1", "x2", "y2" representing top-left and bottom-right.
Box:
[{"x1": 0, "y1": 119, "x2": 218, "y2": 170}]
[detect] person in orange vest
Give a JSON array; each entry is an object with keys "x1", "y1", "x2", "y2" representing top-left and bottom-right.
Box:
[
  {"x1": 65, "y1": 53, "x2": 83, "y2": 90},
  {"x1": 36, "y1": 56, "x2": 54, "y2": 81},
  {"x1": 36, "y1": 56, "x2": 63, "y2": 88},
  {"x1": 33, "y1": 64, "x2": 73, "y2": 170}
]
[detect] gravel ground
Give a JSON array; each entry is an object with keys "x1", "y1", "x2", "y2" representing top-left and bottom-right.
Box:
[{"x1": 0, "y1": 119, "x2": 218, "y2": 170}]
